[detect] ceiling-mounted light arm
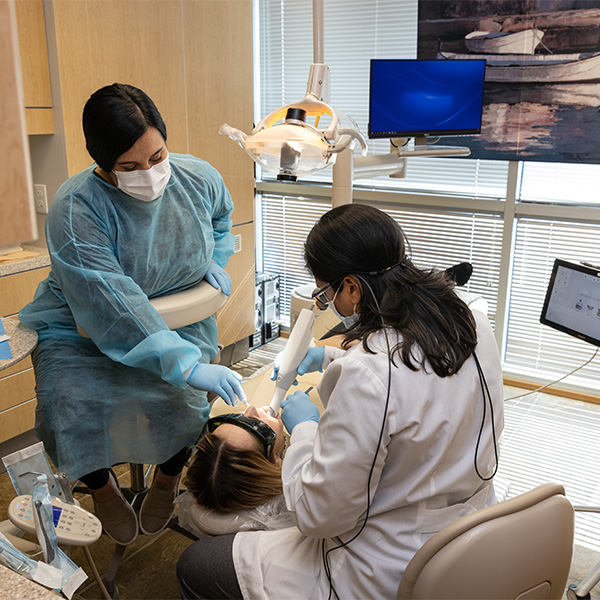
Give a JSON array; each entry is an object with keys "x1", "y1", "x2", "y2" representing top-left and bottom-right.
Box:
[
  {"x1": 313, "y1": 0, "x2": 324, "y2": 64},
  {"x1": 220, "y1": 0, "x2": 366, "y2": 181}
]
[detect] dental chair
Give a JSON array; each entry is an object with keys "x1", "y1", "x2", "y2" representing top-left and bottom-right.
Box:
[
  {"x1": 397, "y1": 483, "x2": 574, "y2": 600},
  {"x1": 75, "y1": 280, "x2": 228, "y2": 597}
]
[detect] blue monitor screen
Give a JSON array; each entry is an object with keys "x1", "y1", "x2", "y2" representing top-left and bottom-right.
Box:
[{"x1": 369, "y1": 59, "x2": 486, "y2": 139}]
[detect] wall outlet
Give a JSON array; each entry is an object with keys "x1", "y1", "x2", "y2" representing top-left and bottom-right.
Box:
[
  {"x1": 34, "y1": 184, "x2": 49, "y2": 214},
  {"x1": 234, "y1": 234, "x2": 242, "y2": 253}
]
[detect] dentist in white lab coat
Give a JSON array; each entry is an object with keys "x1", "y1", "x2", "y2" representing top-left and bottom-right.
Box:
[{"x1": 177, "y1": 204, "x2": 504, "y2": 600}]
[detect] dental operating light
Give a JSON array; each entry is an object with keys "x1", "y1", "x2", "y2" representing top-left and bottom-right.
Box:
[{"x1": 220, "y1": 0, "x2": 367, "y2": 182}]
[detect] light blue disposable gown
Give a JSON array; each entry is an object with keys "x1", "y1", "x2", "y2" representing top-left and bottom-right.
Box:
[{"x1": 19, "y1": 154, "x2": 236, "y2": 481}]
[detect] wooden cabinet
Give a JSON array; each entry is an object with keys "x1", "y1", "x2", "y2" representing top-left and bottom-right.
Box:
[
  {"x1": 48, "y1": 0, "x2": 256, "y2": 348},
  {"x1": 14, "y1": 0, "x2": 54, "y2": 134},
  {"x1": 0, "y1": 267, "x2": 50, "y2": 316},
  {"x1": 217, "y1": 223, "x2": 256, "y2": 348},
  {"x1": 0, "y1": 0, "x2": 38, "y2": 246},
  {"x1": 0, "y1": 265, "x2": 48, "y2": 443}
]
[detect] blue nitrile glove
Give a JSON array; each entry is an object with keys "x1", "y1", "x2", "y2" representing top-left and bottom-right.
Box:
[
  {"x1": 204, "y1": 261, "x2": 232, "y2": 296},
  {"x1": 271, "y1": 346, "x2": 325, "y2": 382},
  {"x1": 186, "y1": 363, "x2": 247, "y2": 406},
  {"x1": 280, "y1": 390, "x2": 320, "y2": 433},
  {"x1": 297, "y1": 346, "x2": 325, "y2": 376}
]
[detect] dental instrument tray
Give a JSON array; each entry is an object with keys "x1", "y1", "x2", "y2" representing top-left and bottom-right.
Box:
[{"x1": 8, "y1": 495, "x2": 102, "y2": 546}]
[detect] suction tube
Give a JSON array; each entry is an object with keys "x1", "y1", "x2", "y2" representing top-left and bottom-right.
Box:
[{"x1": 268, "y1": 308, "x2": 316, "y2": 416}]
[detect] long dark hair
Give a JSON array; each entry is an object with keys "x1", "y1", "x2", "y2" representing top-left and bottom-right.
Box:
[
  {"x1": 304, "y1": 204, "x2": 477, "y2": 377},
  {"x1": 184, "y1": 434, "x2": 282, "y2": 512},
  {"x1": 82, "y1": 83, "x2": 167, "y2": 172}
]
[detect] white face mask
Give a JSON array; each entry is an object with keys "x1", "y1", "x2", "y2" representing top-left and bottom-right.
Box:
[
  {"x1": 328, "y1": 287, "x2": 359, "y2": 329},
  {"x1": 113, "y1": 155, "x2": 171, "y2": 202}
]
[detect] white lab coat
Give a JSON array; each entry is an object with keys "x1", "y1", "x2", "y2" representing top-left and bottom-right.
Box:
[{"x1": 233, "y1": 310, "x2": 503, "y2": 599}]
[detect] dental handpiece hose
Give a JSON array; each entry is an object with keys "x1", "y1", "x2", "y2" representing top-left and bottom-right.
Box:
[{"x1": 268, "y1": 308, "x2": 316, "y2": 417}]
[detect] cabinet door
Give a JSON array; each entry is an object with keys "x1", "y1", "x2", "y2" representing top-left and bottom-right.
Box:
[
  {"x1": 52, "y1": 0, "x2": 188, "y2": 176},
  {"x1": 0, "y1": 0, "x2": 38, "y2": 245},
  {"x1": 14, "y1": 0, "x2": 54, "y2": 134},
  {"x1": 217, "y1": 222, "x2": 256, "y2": 348},
  {"x1": 0, "y1": 267, "x2": 50, "y2": 317},
  {"x1": 184, "y1": 0, "x2": 254, "y2": 227}
]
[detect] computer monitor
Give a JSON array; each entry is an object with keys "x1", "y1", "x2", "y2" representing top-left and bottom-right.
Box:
[
  {"x1": 540, "y1": 259, "x2": 600, "y2": 347},
  {"x1": 368, "y1": 59, "x2": 486, "y2": 139}
]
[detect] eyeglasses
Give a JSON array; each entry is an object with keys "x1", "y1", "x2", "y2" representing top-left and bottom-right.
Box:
[
  {"x1": 311, "y1": 279, "x2": 342, "y2": 311},
  {"x1": 205, "y1": 414, "x2": 277, "y2": 459}
]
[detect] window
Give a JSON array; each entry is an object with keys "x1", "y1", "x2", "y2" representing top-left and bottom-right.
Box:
[
  {"x1": 504, "y1": 218, "x2": 600, "y2": 389},
  {"x1": 255, "y1": 0, "x2": 600, "y2": 396}
]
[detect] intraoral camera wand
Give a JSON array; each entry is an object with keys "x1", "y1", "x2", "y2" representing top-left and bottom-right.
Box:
[{"x1": 268, "y1": 308, "x2": 316, "y2": 417}]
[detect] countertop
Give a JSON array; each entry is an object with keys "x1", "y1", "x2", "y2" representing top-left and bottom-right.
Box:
[
  {"x1": 0, "y1": 245, "x2": 50, "y2": 278},
  {"x1": 0, "y1": 317, "x2": 38, "y2": 371},
  {"x1": 0, "y1": 564, "x2": 57, "y2": 599}
]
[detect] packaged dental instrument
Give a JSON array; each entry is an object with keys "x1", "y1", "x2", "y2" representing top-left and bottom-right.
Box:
[
  {"x1": 0, "y1": 318, "x2": 12, "y2": 360},
  {"x1": 2, "y1": 441, "x2": 65, "y2": 500},
  {"x1": 32, "y1": 475, "x2": 87, "y2": 599},
  {"x1": 0, "y1": 531, "x2": 63, "y2": 590}
]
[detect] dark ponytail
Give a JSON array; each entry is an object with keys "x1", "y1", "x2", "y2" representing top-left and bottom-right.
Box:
[{"x1": 304, "y1": 204, "x2": 477, "y2": 377}]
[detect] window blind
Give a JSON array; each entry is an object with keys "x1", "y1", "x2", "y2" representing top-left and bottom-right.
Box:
[
  {"x1": 504, "y1": 218, "x2": 600, "y2": 389},
  {"x1": 260, "y1": 194, "x2": 504, "y2": 328},
  {"x1": 518, "y1": 162, "x2": 600, "y2": 205}
]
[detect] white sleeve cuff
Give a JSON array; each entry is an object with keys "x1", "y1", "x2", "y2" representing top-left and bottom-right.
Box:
[{"x1": 289, "y1": 420, "x2": 319, "y2": 444}]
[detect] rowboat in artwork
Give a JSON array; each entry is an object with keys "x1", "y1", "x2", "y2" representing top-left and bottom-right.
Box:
[
  {"x1": 437, "y1": 50, "x2": 600, "y2": 83},
  {"x1": 465, "y1": 29, "x2": 544, "y2": 55}
]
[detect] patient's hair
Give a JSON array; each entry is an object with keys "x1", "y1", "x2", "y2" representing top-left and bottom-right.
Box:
[{"x1": 184, "y1": 434, "x2": 283, "y2": 512}]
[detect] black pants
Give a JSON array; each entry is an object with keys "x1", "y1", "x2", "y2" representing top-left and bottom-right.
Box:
[
  {"x1": 79, "y1": 446, "x2": 192, "y2": 489},
  {"x1": 177, "y1": 534, "x2": 243, "y2": 599}
]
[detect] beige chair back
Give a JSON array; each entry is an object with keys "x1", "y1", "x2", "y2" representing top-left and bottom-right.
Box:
[{"x1": 397, "y1": 483, "x2": 574, "y2": 600}]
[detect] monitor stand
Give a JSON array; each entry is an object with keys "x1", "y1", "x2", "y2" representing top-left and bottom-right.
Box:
[{"x1": 387, "y1": 136, "x2": 471, "y2": 158}]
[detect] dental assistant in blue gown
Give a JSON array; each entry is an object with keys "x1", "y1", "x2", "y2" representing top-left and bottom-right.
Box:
[{"x1": 19, "y1": 83, "x2": 246, "y2": 546}]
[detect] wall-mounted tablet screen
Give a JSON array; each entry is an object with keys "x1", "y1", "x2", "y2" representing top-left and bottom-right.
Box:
[{"x1": 540, "y1": 259, "x2": 600, "y2": 347}]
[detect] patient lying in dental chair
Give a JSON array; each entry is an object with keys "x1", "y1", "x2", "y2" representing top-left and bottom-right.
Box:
[
  {"x1": 177, "y1": 400, "x2": 296, "y2": 536},
  {"x1": 177, "y1": 366, "x2": 326, "y2": 537}
]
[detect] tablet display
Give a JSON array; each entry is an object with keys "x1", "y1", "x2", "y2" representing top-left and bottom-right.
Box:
[{"x1": 540, "y1": 259, "x2": 600, "y2": 347}]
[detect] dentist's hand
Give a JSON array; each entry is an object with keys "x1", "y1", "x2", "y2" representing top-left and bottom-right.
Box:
[
  {"x1": 186, "y1": 363, "x2": 246, "y2": 406},
  {"x1": 204, "y1": 261, "x2": 232, "y2": 296},
  {"x1": 271, "y1": 346, "x2": 325, "y2": 382},
  {"x1": 280, "y1": 390, "x2": 320, "y2": 433},
  {"x1": 297, "y1": 346, "x2": 325, "y2": 376}
]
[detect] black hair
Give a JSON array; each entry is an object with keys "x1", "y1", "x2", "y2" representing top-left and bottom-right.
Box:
[
  {"x1": 82, "y1": 83, "x2": 167, "y2": 172},
  {"x1": 304, "y1": 204, "x2": 477, "y2": 377}
]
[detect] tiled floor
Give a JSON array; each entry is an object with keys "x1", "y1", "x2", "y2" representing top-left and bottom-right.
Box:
[{"x1": 0, "y1": 338, "x2": 599, "y2": 599}]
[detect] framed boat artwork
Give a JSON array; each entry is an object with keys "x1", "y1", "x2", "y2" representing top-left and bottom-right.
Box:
[{"x1": 418, "y1": 1, "x2": 600, "y2": 163}]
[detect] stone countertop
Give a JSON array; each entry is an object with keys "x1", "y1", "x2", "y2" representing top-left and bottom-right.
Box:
[
  {"x1": 0, "y1": 245, "x2": 50, "y2": 278},
  {"x1": 0, "y1": 564, "x2": 57, "y2": 599},
  {"x1": 0, "y1": 317, "x2": 38, "y2": 371}
]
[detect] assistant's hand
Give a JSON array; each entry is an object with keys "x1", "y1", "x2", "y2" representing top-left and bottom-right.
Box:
[
  {"x1": 204, "y1": 261, "x2": 232, "y2": 296},
  {"x1": 280, "y1": 390, "x2": 320, "y2": 433},
  {"x1": 186, "y1": 363, "x2": 246, "y2": 406}
]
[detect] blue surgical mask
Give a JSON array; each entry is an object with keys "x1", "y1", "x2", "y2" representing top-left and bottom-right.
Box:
[{"x1": 327, "y1": 288, "x2": 359, "y2": 329}]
